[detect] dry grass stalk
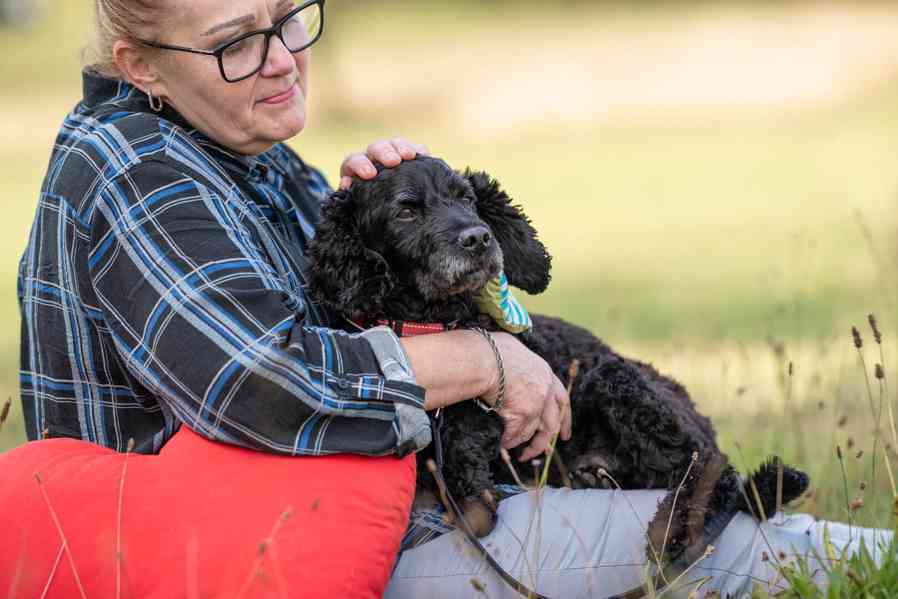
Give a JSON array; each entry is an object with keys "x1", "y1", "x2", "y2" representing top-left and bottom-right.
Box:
[
  {"x1": 852, "y1": 323, "x2": 886, "y2": 525},
  {"x1": 35, "y1": 472, "x2": 88, "y2": 599},
  {"x1": 657, "y1": 451, "x2": 699, "y2": 572},
  {"x1": 500, "y1": 448, "x2": 529, "y2": 490},
  {"x1": 426, "y1": 459, "x2": 456, "y2": 524},
  {"x1": 835, "y1": 445, "x2": 855, "y2": 531},
  {"x1": 655, "y1": 546, "x2": 715, "y2": 599},
  {"x1": 593, "y1": 467, "x2": 667, "y2": 586},
  {"x1": 116, "y1": 438, "x2": 135, "y2": 599},
  {"x1": 39, "y1": 544, "x2": 66, "y2": 599},
  {"x1": 235, "y1": 507, "x2": 294, "y2": 599},
  {"x1": 537, "y1": 360, "x2": 579, "y2": 490}
]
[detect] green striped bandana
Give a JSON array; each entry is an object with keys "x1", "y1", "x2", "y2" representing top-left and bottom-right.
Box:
[{"x1": 474, "y1": 271, "x2": 533, "y2": 334}]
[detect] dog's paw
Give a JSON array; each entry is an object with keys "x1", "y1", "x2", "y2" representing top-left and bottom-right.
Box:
[
  {"x1": 571, "y1": 452, "x2": 618, "y2": 489},
  {"x1": 460, "y1": 494, "x2": 498, "y2": 538}
]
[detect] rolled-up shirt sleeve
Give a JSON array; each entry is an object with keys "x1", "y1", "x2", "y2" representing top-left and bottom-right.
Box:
[{"x1": 88, "y1": 160, "x2": 430, "y2": 457}]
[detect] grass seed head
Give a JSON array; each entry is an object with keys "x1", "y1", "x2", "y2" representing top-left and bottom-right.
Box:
[
  {"x1": 852, "y1": 326, "x2": 863, "y2": 349},
  {"x1": 876, "y1": 364, "x2": 885, "y2": 380},
  {"x1": 868, "y1": 314, "x2": 882, "y2": 344},
  {"x1": 838, "y1": 415, "x2": 848, "y2": 428},
  {"x1": 847, "y1": 437, "x2": 855, "y2": 450},
  {"x1": 0, "y1": 397, "x2": 10, "y2": 425}
]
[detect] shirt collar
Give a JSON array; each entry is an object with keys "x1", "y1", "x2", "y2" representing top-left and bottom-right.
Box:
[{"x1": 80, "y1": 68, "x2": 274, "y2": 180}]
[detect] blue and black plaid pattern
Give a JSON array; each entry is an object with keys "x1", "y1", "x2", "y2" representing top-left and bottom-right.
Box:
[{"x1": 18, "y1": 70, "x2": 428, "y2": 457}]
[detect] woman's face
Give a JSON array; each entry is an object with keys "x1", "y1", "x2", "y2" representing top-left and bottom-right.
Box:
[{"x1": 150, "y1": 0, "x2": 311, "y2": 155}]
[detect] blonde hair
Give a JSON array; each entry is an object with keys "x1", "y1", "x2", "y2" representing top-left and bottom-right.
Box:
[{"x1": 86, "y1": 0, "x2": 165, "y2": 78}]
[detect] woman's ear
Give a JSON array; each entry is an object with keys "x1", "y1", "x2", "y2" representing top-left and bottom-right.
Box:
[
  {"x1": 112, "y1": 39, "x2": 167, "y2": 98},
  {"x1": 308, "y1": 188, "x2": 395, "y2": 320},
  {"x1": 465, "y1": 169, "x2": 552, "y2": 294}
]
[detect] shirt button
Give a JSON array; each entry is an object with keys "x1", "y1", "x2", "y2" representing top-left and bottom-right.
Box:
[{"x1": 337, "y1": 379, "x2": 350, "y2": 390}]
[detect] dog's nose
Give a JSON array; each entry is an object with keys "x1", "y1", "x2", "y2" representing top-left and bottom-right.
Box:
[{"x1": 458, "y1": 226, "x2": 493, "y2": 251}]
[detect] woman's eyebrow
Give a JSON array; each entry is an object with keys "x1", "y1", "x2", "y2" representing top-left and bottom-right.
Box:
[
  {"x1": 203, "y1": 14, "x2": 256, "y2": 37},
  {"x1": 202, "y1": 1, "x2": 294, "y2": 37}
]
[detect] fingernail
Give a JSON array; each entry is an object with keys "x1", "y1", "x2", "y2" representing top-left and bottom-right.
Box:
[
  {"x1": 364, "y1": 165, "x2": 376, "y2": 177},
  {"x1": 387, "y1": 152, "x2": 401, "y2": 163}
]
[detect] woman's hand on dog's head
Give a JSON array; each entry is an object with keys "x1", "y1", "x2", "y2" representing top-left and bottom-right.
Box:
[
  {"x1": 487, "y1": 334, "x2": 572, "y2": 462},
  {"x1": 338, "y1": 137, "x2": 431, "y2": 190}
]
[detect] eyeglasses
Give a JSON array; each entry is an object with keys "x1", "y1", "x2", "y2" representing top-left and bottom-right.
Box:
[{"x1": 136, "y1": 0, "x2": 325, "y2": 83}]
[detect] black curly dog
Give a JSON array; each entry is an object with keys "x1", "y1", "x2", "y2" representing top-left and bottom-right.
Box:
[{"x1": 308, "y1": 156, "x2": 809, "y2": 559}]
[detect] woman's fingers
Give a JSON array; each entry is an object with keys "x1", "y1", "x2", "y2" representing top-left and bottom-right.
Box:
[
  {"x1": 366, "y1": 139, "x2": 403, "y2": 166},
  {"x1": 518, "y1": 389, "x2": 561, "y2": 462},
  {"x1": 501, "y1": 416, "x2": 535, "y2": 449},
  {"x1": 387, "y1": 137, "x2": 419, "y2": 161},
  {"x1": 518, "y1": 428, "x2": 552, "y2": 464},
  {"x1": 339, "y1": 138, "x2": 428, "y2": 190},
  {"x1": 339, "y1": 152, "x2": 375, "y2": 189}
]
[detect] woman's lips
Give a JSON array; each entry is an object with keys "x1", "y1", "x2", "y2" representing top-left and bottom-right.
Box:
[{"x1": 259, "y1": 83, "x2": 298, "y2": 105}]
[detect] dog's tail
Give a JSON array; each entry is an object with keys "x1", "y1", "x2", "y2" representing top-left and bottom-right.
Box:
[{"x1": 738, "y1": 456, "x2": 810, "y2": 520}]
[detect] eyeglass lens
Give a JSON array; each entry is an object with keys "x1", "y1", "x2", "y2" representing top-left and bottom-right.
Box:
[{"x1": 221, "y1": 1, "x2": 322, "y2": 82}]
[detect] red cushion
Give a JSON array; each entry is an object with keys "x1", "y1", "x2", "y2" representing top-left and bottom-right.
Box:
[{"x1": 0, "y1": 427, "x2": 416, "y2": 599}]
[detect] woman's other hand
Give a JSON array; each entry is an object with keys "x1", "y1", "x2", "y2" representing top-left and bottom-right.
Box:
[
  {"x1": 339, "y1": 137, "x2": 430, "y2": 190},
  {"x1": 488, "y1": 334, "x2": 573, "y2": 463}
]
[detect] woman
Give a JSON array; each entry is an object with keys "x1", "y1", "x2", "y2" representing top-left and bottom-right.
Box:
[
  {"x1": 20, "y1": 0, "x2": 569, "y2": 461},
  {"x1": 15, "y1": 1, "x2": 889, "y2": 597}
]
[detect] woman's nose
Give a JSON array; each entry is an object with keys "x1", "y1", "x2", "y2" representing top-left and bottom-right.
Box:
[{"x1": 260, "y1": 35, "x2": 297, "y2": 78}]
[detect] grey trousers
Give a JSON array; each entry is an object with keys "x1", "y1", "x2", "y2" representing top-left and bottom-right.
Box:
[{"x1": 386, "y1": 488, "x2": 892, "y2": 598}]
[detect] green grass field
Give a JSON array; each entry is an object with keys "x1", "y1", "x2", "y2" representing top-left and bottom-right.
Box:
[{"x1": 2, "y1": 2, "x2": 898, "y2": 567}]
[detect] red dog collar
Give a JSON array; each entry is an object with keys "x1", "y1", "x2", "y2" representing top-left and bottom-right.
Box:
[{"x1": 351, "y1": 318, "x2": 453, "y2": 337}]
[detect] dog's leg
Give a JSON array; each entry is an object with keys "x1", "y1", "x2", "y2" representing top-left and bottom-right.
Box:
[{"x1": 436, "y1": 402, "x2": 504, "y2": 538}]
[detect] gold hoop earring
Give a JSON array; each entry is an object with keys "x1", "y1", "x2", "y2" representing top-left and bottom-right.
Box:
[{"x1": 147, "y1": 90, "x2": 164, "y2": 113}]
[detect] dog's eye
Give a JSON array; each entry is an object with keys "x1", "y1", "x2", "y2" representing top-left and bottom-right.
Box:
[{"x1": 397, "y1": 208, "x2": 416, "y2": 222}]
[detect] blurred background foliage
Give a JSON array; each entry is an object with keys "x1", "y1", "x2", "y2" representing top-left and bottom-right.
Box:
[{"x1": 2, "y1": 0, "x2": 898, "y2": 526}]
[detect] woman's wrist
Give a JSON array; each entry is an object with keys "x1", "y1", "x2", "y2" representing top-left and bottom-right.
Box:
[
  {"x1": 473, "y1": 328, "x2": 506, "y2": 412},
  {"x1": 400, "y1": 329, "x2": 502, "y2": 411}
]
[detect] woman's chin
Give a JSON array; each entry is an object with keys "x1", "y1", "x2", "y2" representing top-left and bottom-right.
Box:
[{"x1": 257, "y1": 102, "x2": 307, "y2": 143}]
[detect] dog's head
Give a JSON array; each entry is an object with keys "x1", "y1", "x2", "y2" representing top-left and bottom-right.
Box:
[{"x1": 309, "y1": 156, "x2": 551, "y2": 320}]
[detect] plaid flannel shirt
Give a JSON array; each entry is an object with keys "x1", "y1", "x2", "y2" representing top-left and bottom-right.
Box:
[{"x1": 18, "y1": 69, "x2": 430, "y2": 457}]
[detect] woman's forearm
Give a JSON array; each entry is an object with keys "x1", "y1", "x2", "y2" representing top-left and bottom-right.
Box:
[{"x1": 400, "y1": 330, "x2": 498, "y2": 411}]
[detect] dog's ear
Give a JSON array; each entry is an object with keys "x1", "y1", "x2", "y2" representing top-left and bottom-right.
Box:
[
  {"x1": 308, "y1": 188, "x2": 395, "y2": 320},
  {"x1": 465, "y1": 169, "x2": 552, "y2": 294}
]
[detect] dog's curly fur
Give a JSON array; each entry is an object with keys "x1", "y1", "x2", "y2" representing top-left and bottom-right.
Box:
[{"x1": 308, "y1": 156, "x2": 809, "y2": 559}]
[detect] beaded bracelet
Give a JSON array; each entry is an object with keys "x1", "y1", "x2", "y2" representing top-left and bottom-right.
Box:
[{"x1": 473, "y1": 327, "x2": 506, "y2": 413}]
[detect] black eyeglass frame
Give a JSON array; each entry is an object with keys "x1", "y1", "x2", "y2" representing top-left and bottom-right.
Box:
[{"x1": 135, "y1": 0, "x2": 325, "y2": 83}]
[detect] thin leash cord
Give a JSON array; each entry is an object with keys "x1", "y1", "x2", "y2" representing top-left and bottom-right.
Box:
[{"x1": 431, "y1": 411, "x2": 551, "y2": 599}]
